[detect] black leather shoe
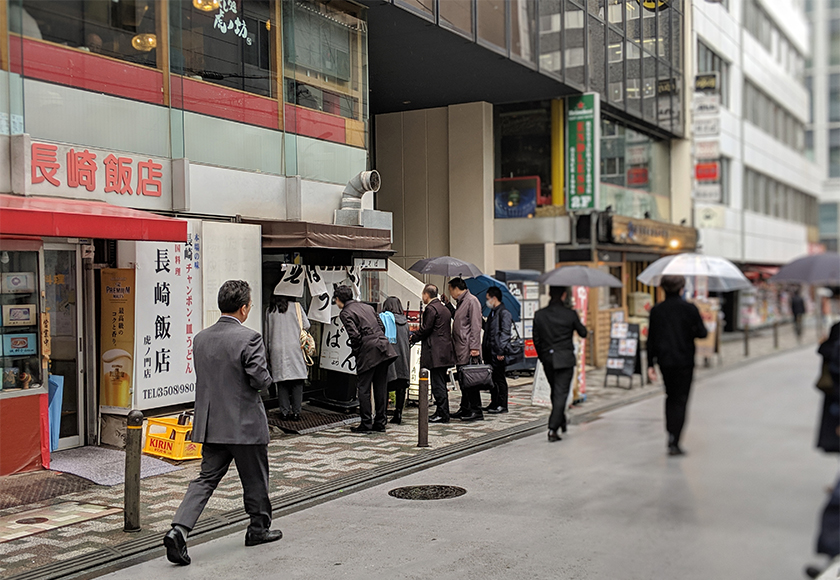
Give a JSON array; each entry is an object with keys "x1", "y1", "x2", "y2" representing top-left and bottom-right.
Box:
[
  {"x1": 290, "y1": 413, "x2": 301, "y2": 422},
  {"x1": 805, "y1": 565, "x2": 824, "y2": 579},
  {"x1": 548, "y1": 430, "x2": 561, "y2": 442},
  {"x1": 450, "y1": 409, "x2": 466, "y2": 419},
  {"x1": 351, "y1": 424, "x2": 373, "y2": 433},
  {"x1": 429, "y1": 415, "x2": 449, "y2": 423},
  {"x1": 163, "y1": 527, "x2": 191, "y2": 566},
  {"x1": 372, "y1": 424, "x2": 387, "y2": 432},
  {"x1": 668, "y1": 445, "x2": 685, "y2": 456},
  {"x1": 459, "y1": 411, "x2": 484, "y2": 422},
  {"x1": 389, "y1": 412, "x2": 402, "y2": 425},
  {"x1": 486, "y1": 406, "x2": 507, "y2": 414},
  {"x1": 245, "y1": 529, "x2": 283, "y2": 547}
]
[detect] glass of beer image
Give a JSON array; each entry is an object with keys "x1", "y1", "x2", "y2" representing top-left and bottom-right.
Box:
[{"x1": 101, "y1": 349, "x2": 133, "y2": 407}]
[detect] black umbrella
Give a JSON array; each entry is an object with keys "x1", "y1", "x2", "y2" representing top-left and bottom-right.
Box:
[
  {"x1": 538, "y1": 265, "x2": 623, "y2": 288},
  {"x1": 769, "y1": 253, "x2": 840, "y2": 286},
  {"x1": 408, "y1": 256, "x2": 483, "y2": 278}
]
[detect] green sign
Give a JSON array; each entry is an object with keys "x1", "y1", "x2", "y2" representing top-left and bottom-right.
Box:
[{"x1": 567, "y1": 93, "x2": 600, "y2": 212}]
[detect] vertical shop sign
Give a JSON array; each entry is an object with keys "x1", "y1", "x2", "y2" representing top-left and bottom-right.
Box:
[
  {"x1": 99, "y1": 269, "x2": 136, "y2": 411},
  {"x1": 573, "y1": 286, "x2": 589, "y2": 398},
  {"x1": 567, "y1": 93, "x2": 600, "y2": 212},
  {"x1": 319, "y1": 318, "x2": 356, "y2": 375}
]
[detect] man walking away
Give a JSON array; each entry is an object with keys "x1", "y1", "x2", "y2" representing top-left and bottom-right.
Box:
[
  {"x1": 410, "y1": 285, "x2": 456, "y2": 423},
  {"x1": 647, "y1": 275, "x2": 708, "y2": 456},
  {"x1": 533, "y1": 286, "x2": 587, "y2": 442},
  {"x1": 792, "y1": 287, "x2": 806, "y2": 342},
  {"x1": 335, "y1": 285, "x2": 397, "y2": 434},
  {"x1": 483, "y1": 286, "x2": 512, "y2": 414},
  {"x1": 165, "y1": 280, "x2": 279, "y2": 566},
  {"x1": 448, "y1": 277, "x2": 485, "y2": 421}
]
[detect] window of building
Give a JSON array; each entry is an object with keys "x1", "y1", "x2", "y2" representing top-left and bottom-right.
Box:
[
  {"x1": 833, "y1": 19, "x2": 840, "y2": 66},
  {"x1": 478, "y1": 0, "x2": 507, "y2": 49},
  {"x1": 538, "y1": 0, "x2": 562, "y2": 76},
  {"x1": 745, "y1": 0, "x2": 805, "y2": 79},
  {"x1": 744, "y1": 168, "x2": 819, "y2": 226},
  {"x1": 806, "y1": 130, "x2": 815, "y2": 162},
  {"x1": 743, "y1": 80, "x2": 805, "y2": 151},
  {"x1": 820, "y1": 203, "x2": 839, "y2": 238},
  {"x1": 564, "y1": 0, "x2": 586, "y2": 87},
  {"x1": 831, "y1": 129, "x2": 840, "y2": 178},
  {"x1": 440, "y1": 0, "x2": 473, "y2": 36},
  {"x1": 12, "y1": 0, "x2": 159, "y2": 69},
  {"x1": 719, "y1": 156, "x2": 730, "y2": 206},
  {"x1": 511, "y1": 0, "x2": 538, "y2": 63},
  {"x1": 697, "y1": 40, "x2": 729, "y2": 108}
]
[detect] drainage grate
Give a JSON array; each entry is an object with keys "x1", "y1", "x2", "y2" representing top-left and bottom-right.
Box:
[
  {"x1": 0, "y1": 471, "x2": 96, "y2": 510},
  {"x1": 388, "y1": 485, "x2": 467, "y2": 501},
  {"x1": 267, "y1": 409, "x2": 360, "y2": 435}
]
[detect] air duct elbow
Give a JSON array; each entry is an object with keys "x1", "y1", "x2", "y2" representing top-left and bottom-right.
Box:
[{"x1": 340, "y1": 170, "x2": 381, "y2": 210}]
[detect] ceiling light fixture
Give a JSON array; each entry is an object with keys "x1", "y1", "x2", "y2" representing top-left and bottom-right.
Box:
[
  {"x1": 131, "y1": 33, "x2": 157, "y2": 52},
  {"x1": 193, "y1": 0, "x2": 220, "y2": 12}
]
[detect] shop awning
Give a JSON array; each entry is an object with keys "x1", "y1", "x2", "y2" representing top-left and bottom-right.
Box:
[
  {"x1": 0, "y1": 194, "x2": 187, "y2": 242},
  {"x1": 257, "y1": 220, "x2": 392, "y2": 252}
]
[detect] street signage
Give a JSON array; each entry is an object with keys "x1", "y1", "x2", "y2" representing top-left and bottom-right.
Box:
[
  {"x1": 694, "y1": 183, "x2": 722, "y2": 203},
  {"x1": 694, "y1": 93, "x2": 720, "y2": 116},
  {"x1": 695, "y1": 72, "x2": 720, "y2": 93},
  {"x1": 694, "y1": 140, "x2": 720, "y2": 160},
  {"x1": 697, "y1": 205, "x2": 726, "y2": 227},
  {"x1": 695, "y1": 162, "x2": 720, "y2": 181},
  {"x1": 694, "y1": 117, "x2": 720, "y2": 136},
  {"x1": 567, "y1": 93, "x2": 600, "y2": 213}
]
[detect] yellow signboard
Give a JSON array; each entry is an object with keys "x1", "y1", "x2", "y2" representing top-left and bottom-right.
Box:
[
  {"x1": 636, "y1": 0, "x2": 670, "y2": 11},
  {"x1": 100, "y1": 269, "x2": 136, "y2": 409}
]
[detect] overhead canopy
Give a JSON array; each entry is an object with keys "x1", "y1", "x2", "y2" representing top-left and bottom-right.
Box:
[
  {"x1": 0, "y1": 194, "x2": 187, "y2": 242},
  {"x1": 257, "y1": 220, "x2": 392, "y2": 252}
]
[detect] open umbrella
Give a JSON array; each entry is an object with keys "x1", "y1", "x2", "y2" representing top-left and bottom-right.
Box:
[
  {"x1": 465, "y1": 275, "x2": 522, "y2": 321},
  {"x1": 769, "y1": 252, "x2": 840, "y2": 286},
  {"x1": 538, "y1": 265, "x2": 622, "y2": 288},
  {"x1": 637, "y1": 253, "x2": 751, "y2": 291},
  {"x1": 408, "y1": 256, "x2": 482, "y2": 278}
]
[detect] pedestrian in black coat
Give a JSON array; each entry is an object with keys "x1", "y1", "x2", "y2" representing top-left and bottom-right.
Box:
[
  {"x1": 817, "y1": 321, "x2": 840, "y2": 453},
  {"x1": 382, "y1": 296, "x2": 411, "y2": 424},
  {"x1": 533, "y1": 286, "x2": 587, "y2": 442},
  {"x1": 646, "y1": 275, "x2": 708, "y2": 456},
  {"x1": 410, "y1": 285, "x2": 456, "y2": 422},
  {"x1": 482, "y1": 286, "x2": 513, "y2": 413},
  {"x1": 336, "y1": 286, "x2": 397, "y2": 433}
]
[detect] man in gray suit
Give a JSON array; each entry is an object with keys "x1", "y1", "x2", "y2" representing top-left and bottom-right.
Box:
[{"x1": 164, "y1": 280, "x2": 281, "y2": 566}]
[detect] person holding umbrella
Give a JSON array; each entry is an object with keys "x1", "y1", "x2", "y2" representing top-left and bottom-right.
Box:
[
  {"x1": 533, "y1": 286, "x2": 588, "y2": 442},
  {"x1": 646, "y1": 275, "x2": 708, "y2": 456}
]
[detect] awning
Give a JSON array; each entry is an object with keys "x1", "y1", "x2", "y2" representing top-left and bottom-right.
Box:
[
  {"x1": 0, "y1": 194, "x2": 187, "y2": 242},
  {"x1": 257, "y1": 220, "x2": 392, "y2": 252}
]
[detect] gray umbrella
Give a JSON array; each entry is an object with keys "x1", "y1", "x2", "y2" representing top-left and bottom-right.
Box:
[
  {"x1": 769, "y1": 252, "x2": 840, "y2": 286},
  {"x1": 538, "y1": 265, "x2": 623, "y2": 288},
  {"x1": 408, "y1": 256, "x2": 483, "y2": 278}
]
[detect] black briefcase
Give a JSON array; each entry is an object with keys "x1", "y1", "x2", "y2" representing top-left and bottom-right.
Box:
[{"x1": 459, "y1": 356, "x2": 493, "y2": 390}]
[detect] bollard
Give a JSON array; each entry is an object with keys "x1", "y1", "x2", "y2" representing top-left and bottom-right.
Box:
[
  {"x1": 124, "y1": 409, "x2": 144, "y2": 532},
  {"x1": 744, "y1": 323, "x2": 750, "y2": 358},
  {"x1": 773, "y1": 321, "x2": 779, "y2": 349},
  {"x1": 417, "y1": 368, "x2": 429, "y2": 448}
]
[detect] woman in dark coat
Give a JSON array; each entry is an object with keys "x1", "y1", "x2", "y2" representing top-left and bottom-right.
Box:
[
  {"x1": 817, "y1": 321, "x2": 840, "y2": 454},
  {"x1": 382, "y1": 297, "x2": 411, "y2": 424}
]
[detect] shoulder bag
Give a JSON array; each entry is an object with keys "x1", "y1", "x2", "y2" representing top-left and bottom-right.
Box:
[
  {"x1": 506, "y1": 320, "x2": 524, "y2": 357},
  {"x1": 295, "y1": 303, "x2": 316, "y2": 366}
]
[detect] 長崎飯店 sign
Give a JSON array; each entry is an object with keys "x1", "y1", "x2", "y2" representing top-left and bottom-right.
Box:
[{"x1": 567, "y1": 93, "x2": 600, "y2": 212}]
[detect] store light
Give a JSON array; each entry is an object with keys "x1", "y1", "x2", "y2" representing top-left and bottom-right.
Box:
[
  {"x1": 193, "y1": 0, "x2": 220, "y2": 11},
  {"x1": 131, "y1": 33, "x2": 157, "y2": 52},
  {"x1": 669, "y1": 238, "x2": 680, "y2": 249}
]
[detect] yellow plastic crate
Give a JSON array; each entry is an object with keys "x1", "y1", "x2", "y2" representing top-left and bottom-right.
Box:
[{"x1": 142, "y1": 417, "x2": 202, "y2": 461}]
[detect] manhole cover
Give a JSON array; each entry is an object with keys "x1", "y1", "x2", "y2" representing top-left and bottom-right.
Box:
[
  {"x1": 388, "y1": 485, "x2": 467, "y2": 500},
  {"x1": 15, "y1": 517, "x2": 49, "y2": 525}
]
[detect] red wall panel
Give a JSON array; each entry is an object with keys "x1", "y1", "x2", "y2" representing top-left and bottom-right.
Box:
[
  {"x1": 0, "y1": 394, "x2": 44, "y2": 476},
  {"x1": 285, "y1": 104, "x2": 346, "y2": 144}
]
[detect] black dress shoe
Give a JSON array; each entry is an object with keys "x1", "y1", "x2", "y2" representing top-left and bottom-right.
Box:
[
  {"x1": 245, "y1": 529, "x2": 283, "y2": 547},
  {"x1": 163, "y1": 527, "x2": 191, "y2": 566},
  {"x1": 372, "y1": 424, "x2": 387, "y2": 432},
  {"x1": 459, "y1": 411, "x2": 484, "y2": 422},
  {"x1": 351, "y1": 424, "x2": 373, "y2": 433},
  {"x1": 668, "y1": 445, "x2": 685, "y2": 456},
  {"x1": 277, "y1": 413, "x2": 290, "y2": 421},
  {"x1": 450, "y1": 409, "x2": 467, "y2": 419},
  {"x1": 805, "y1": 565, "x2": 824, "y2": 579},
  {"x1": 290, "y1": 413, "x2": 301, "y2": 422},
  {"x1": 389, "y1": 412, "x2": 402, "y2": 425},
  {"x1": 486, "y1": 406, "x2": 507, "y2": 414},
  {"x1": 548, "y1": 430, "x2": 562, "y2": 442},
  {"x1": 429, "y1": 415, "x2": 449, "y2": 423}
]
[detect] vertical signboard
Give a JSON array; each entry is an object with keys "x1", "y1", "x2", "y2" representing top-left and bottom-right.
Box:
[
  {"x1": 573, "y1": 286, "x2": 589, "y2": 399},
  {"x1": 692, "y1": 72, "x2": 722, "y2": 204},
  {"x1": 99, "y1": 269, "x2": 136, "y2": 411},
  {"x1": 567, "y1": 93, "x2": 600, "y2": 212}
]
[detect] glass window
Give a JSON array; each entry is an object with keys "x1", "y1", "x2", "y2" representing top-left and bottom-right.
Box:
[
  {"x1": 397, "y1": 0, "x2": 434, "y2": 19},
  {"x1": 477, "y1": 0, "x2": 507, "y2": 49},
  {"x1": 719, "y1": 156, "x2": 730, "y2": 206},
  {"x1": 589, "y1": 16, "x2": 606, "y2": 95},
  {"x1": 0, "y1": 248, "x2": 43, "y2": 395},
  {"x1": 511, "y1": 0, "x2": 537, "y2": 63},
  {"x1": 831, "y1": 129, "x2": 840, "y2": 178},
  {"x1": 13, "y1": 0, "x2": 159, "y2": 68},
  {"x1": 820, "y1": 203, "x2": 840, "y2": 238},
  {"x1": 564, "y1": 0, "x2": 585, "y2": 87},
  {"x1": 538, "y1": 0, "x2": 562, "y2": 76},
  {"x1": 608, "y1": 30, "x2": 624, "y2": 104},
  {"x1": 642, "y1": 52, "x2": 656, "y2": 121},
  {"x1": 606, "y1": 0, "x2": 623, "y2": 26},
  {"x1": 627, "y1": 0, "x2": 641, "y2": 44},
  {"x1": 440, "y1": 0, "x2": 473, "y2": 36},
  {"x1": 831, "y1": 75, "x2": 840, "y2": 123},
  {"x1": 806, "y1": 129, "x2": 815, "y2": 162},
  {"x1": 697, "y1": 40, "x2": 729, "y2": 107},
  {"x1": 831, "y1": 19, "x2": 840, "y2": 65}
]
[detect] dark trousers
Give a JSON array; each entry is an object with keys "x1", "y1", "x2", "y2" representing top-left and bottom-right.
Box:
[
  {"x1": 794, "y1": 314, "x2": 804, "y2": 339},
  {"x1": 489, "y1": 363, "x2": 508, "y2": 409},
  {"x1": 430, "y1": 367, "x2": 450, "y2": 420},
  {"x1": 548, "y1": 366, "x2": 574, "y2": 432},
  {"x1": 276, "y1": 380, "x2": 303, "y2": 415},
  {"x1": 173, "y1": 443, "x2": 271, "y2": 534},
  {"x1": 356, "y1": 361, "x2": 390, "y2": 429},
  {"x1": 456, "y1": 365, "x2": 483, "y2": 414},
  {"x1": 661, "y1": 366, "x2": 694, "y2": 445},
  {"x1": 388, "y1": 378, "x2": 408, "y2": 413}
]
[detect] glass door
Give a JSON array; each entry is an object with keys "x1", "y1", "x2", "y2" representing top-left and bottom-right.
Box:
[{"x1": 44, "y1": 246, "x2": 84, "y2": 450}]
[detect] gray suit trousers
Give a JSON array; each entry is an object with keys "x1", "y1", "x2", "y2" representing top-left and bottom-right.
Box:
[{"x1": 173, "y1": 443, "x2": 272, "y2": 534}]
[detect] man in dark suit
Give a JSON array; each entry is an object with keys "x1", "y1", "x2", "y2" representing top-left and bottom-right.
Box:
[
  {"x1": 647, "y1": 275, "x2": 708, "y2": 456},
  {"x1": 411, "y1": 284, "x2": 456, "y2": 423},
  {"x1": 483, "y1": 286, "x2": 513, "y2": 413},
  {"x1": 335, "y1": 285, "x2": 397, "y2": 434},
  {"x1": 164, "y1": 280, "x2": 280, "y2": 566},
  {"x1": 533, "y1": 286, "x2": 588, "y2": 442}
]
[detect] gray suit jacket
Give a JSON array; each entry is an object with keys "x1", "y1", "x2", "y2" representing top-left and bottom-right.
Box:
[{"x1": 191, "y1": 316, "x2": 273, "y2": 445}]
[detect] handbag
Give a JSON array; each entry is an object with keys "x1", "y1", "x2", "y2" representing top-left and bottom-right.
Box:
[
  {"x1": 459, "y1": 356, "x2": 493, "y2": 390},
  {"x1": 817, "y1": 360, "x2": 835, "y2": 394},
  {"x1": 506, "y1": 321, "x2": 524, "y2": 357},
  {"x1": 295, "y1": 303, "x2": 316, "y2": 366}
]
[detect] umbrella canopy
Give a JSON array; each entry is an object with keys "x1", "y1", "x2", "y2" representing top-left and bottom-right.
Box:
[
  {"x1": 637, "y1": 253, "x2": 751, "y2": 292},
  {"x1": 538, "y1": 265, "x2": 623, "y2": 288},
  {"x1": 769, "y1": 253, "x2": 840, "y2": 286},
  {"x1": 408, "y1": 256, "x2": 482, "y2": 278},
  {"x1": 465, "y1": 275, "x2": 522, "y2": 322}
]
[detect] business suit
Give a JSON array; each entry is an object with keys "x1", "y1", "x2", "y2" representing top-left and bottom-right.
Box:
[
  {"x1": 533, "y1": 301, "x2": 588, "y2": 433},
  {"x1": 339, "y1": 300, "x2": 397, "y2": 430},
  {"x1": 412, "y1": 299, "x2": 456, "y2": 420},
  {"x1": 483, "y1": 304, "x2": 513, "y2": 410},
  {"x1": 173, "y1": 316, "x2": 274, "y2": 536}
]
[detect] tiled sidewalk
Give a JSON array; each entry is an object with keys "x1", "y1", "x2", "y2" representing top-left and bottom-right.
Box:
[{"x1": 0, "y1": 321, "x2": 817, "y2": 578}]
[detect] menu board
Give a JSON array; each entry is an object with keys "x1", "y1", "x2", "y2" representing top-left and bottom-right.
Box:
[{"x1": 605, "y1": 323, "x2": 640, "y2": 378}]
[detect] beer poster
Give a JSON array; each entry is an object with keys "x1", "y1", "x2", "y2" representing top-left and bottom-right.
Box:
[{"x1": 99, "y1": 269, "x2": 136, "y2": 411}]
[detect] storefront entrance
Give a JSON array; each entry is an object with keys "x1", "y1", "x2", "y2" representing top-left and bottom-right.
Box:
[{"x1": 44, "y1": 245, "x2": 84, "y2": 450}]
